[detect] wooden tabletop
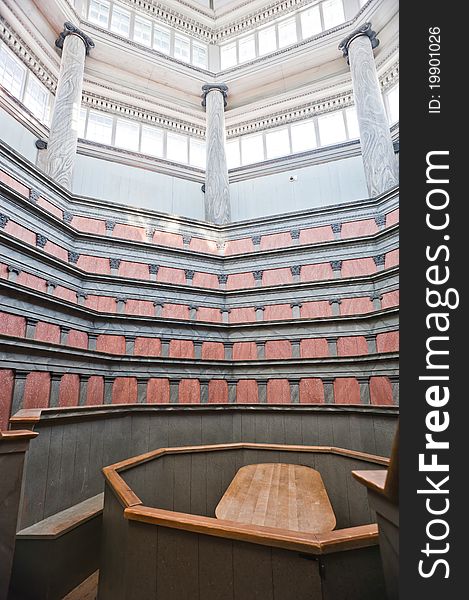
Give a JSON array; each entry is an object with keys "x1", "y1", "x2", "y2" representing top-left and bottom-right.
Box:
[{"x1": 215, "y1": 463, "x2": 336, "y2": 534}]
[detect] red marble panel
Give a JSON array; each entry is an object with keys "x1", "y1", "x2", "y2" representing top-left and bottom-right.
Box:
[
  {"x1": 377, "y1": 331, "x2": 400, "y2": 353},
  {"x1": 300, "y1": 226, "x2": 334, "y2": 244},
  {"x1": 16, "y1": 272, "x2": 47, "y2": 292},
  {"x1": 263, "y1": 268, "x2": 292, "y2": 286},
  {"x1": 267, "y1": 379, "x2": 291, "y2": 404},
  {"x1": 67, "y1": 329, "x2": 88, "y2": 349},
  {"x1": 0, "y1": 312, "x2": 26, "y2": 337},
  {"x1": 300, "y1": 263, "x2": 333, "y2": 282},
  {"x1": 153, "y1": 231, "x2": 184, "y2": 248},
  {"x1": 0, "y1": 170, "x2": 29, "y2": 196},
  {"x1": 227, "y1": 272, "x2": 255, "y2": 290},
  {"x1": 169, "y1": 340, "x2": 194, "y2": 359},
  {"x1": 35, "y1": 322, "x2": 60, "y2": 344},
  {"x1": 162, "y1": 304, "x2": 189, "y2": 320},
  {"x1": 386, "y1": 209, "x2": 399, "y2": 227},
  {"x1": 301, "y1": 301, "x2": 332, "y2": 318},
  {"x1": 85, "y1": 295, "x2": 116, "y2": 313},
  {"x1": 340, "y1": 297, "x2": 374, "y2": 315},
  {"x1": 77, "y1": 255, "x2": 111, "y2": 275},
  {"x1": 334, "y1": 378, "x2": 361, "y2": 404},
  {"x1": 202, "y1": 342, "x2": 224, "y2": 360},
  {"x1": 370, "y1": 376, "x2": 394, "y2": 406},
  {"x1": 97, "y1": 334, "x2": 126, "y2": 354},
  {"x1": 385, "y1": 249, "x2": 400, "y2": 269},
  {"x1": 190, "y1": 237, "x2": 218, "y2": 254},
  {"x1": 179, "y1": 379, "x2": 200, "y2": 404},
  {"x1": 55, "y1": 286, "x2": 77, "y2": 303},
  {"x1": 71, "y1": 216, "x2": 106, "y2": 235},
  {"x1": 112, "y1": 377, "x2": 137, "y2": 404},
  {"x1": 147, "y1": 378, "x2": 170, "y2": 404},
  {"x1": 229, "y1": 307, "x2": 256, "y2": 323},
  {"x1": 0, "y1": 262, "x2": 8, "y2": 279},
  {"x1": 382, "y1": 290, "x2": 400, "y2": 309},
  {"x1": 209, "y1": 380, "x2": 228, "y2": 403},
  {"x1": 23, "y1": 372, "x2": 50, "y2": 409},
  {"x1": 193, "y1": 272, "x2": 219, "y2": 289},
  {"x1": 341, "y1": 219, "x2": 378, "y2": 239},
  {"x1": 264, "y1": 340, "x2": 291, "y2": 359},
  {"x1": 45, "y1": 241, "x2": 68, "y2": 262},
  {"x1": 260, "y1": 232, "x2": 291, "y2": 250},
  {"x1": 59, "y1": 374, "x2": 79, "y2": 407},
  {"x1": 5, "y1": 221, "x2": 36, "y2": 245},
  {"x1": 86, "y1": 375, "x2": 104, "y2": 406},
  {"x1": 299, "y1": 378, "x2": 324, "y2": 404},
  {"x1": 233, "y1": 342, "x2": 257, "y2": 360},
  {"x1": 197, "y1": 307, "x2": 222, "y2": 323},
  {"x1": 125, "y1": 299, "x2": 154, "y2": 317},
  {"x1": 337, "y1": 336, "x2": 368, "y2": 356},
  {"x1": 264, "y1": 304, "x2": 293, "y2": 321},
  {"x1": 300, "y1": 338, "x2": 329, "y2": 358},
  {"x1": 134, "y1": 337, "x2": 161, "y2": 357},
  {"x1": 341, "y1": 258, "x2": 376, "y2": 278},
  {"x1": 37, "y1": 197, "x2": 63, "y2": 219},
  {"x1": 120, "y1": 261, "x2": 148, "y2": 280},
  {"x1": 157, "y1": 266, "x2": 186, "y2": 285},
  {"x1": 236, "y1": 380, "x2": 258, "y2": 403},
  {"x1": 224, "y1": 238, "x2": 253, "y2": 255},
  {"x1": 0, "y1": 369, "x2": 14, "y2": 428},
  {"x1": 113, "y1": 223, "x2": 146, "y2": 242}
]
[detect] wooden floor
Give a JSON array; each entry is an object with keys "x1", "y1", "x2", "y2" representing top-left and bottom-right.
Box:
[{"x1": 62, "y1": 571, "x2": 98, "y2": 600}]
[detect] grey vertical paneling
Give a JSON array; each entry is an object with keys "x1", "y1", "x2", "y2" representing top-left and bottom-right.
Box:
[
  {"x1": 331, "y1": 414, "x2": 352, "y2": 450},
  {"x1": 271, "y1": 547, "x2": 322, "y2": 600},
  {"x1": 87, "y1": 418, "x2": 106, "y2": 498},
  {"x1": 124, "y1": 521, "x2": 158, "y2": 600},
  {"x1": 147, "y1": 413, "x2": 170, "y2": 451},
  {"x1": 284, "y1": 412, "x2": 304, "y2": 445},
  {"x1": 198, "y1": 535, "x2": 235, "y2": 600},
  {"x1": 344, "y1": 458, "x2": 375, "y2": 527},
  {"x1": 315, "y1": 414, "x2": 334, "y2": 446},
  {"x1": 156, "y1": 527, "x2": 199, "y2": 600},
  {"x1": 233, "y1": 542, "x2": 274, "y2": 600},
  {"x1": 374, "y1": 416, "x2": 397, "y2": 457},
  {"x1": 168, "y1": 414, "x2": 201, "y2": 447},
  {"x1": 190, "y1": 452, "x2": 207, "y2": 516},
  {"x1": 72, "y1": 420, "x2": 93, "y2": 504},
  {"x1": 201, "y1": 412, "x2": 234, "y2": 445},
  {"x1": 314, "y1": 453, "x2": 350, "y2": 529},
  {"x1": 42, "y1": 424, "x2": 65, "y2": 520},
  {"x1": 172, "y1": 454, "x2": 193, "y2": 514}
]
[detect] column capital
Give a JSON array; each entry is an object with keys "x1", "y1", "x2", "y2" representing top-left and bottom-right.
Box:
[
  {"x1": 56, "y1": 22, "x2": 95, "y2": 55},
  {"x1": 338, "y1": 22, "x2": 379, "y2": 63},
  {"x1": 202, "y1": 83, "x2": 228, "y2": 108}
]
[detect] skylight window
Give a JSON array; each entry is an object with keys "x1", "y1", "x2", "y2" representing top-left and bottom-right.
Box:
[
  {"x1": 110, "y1": 5, "x2": 130, "y2": 38},
  {"x1": 174, "y1": 34, "x2": 190, "y2": 62},
  {"x1": 345, "y1": 106, "x2": 360, "y2": 139},
  {"x1": 221, "y1": 42, "x2": 237, "y2": 69},
  {"x1": 167, "y1": 132, "x2": 188, "y2": 163},
  {"x1": 322, "y1": 0, "x2": 345, "y2": 30},
  {"x1": 291, "y1": 120, "x2": 317, "y2": 152},
  {"x1": 241, "y1": 134, "x2": 264, "y2": 165},
  {"x1": 226, "y1": 139, "x2": 241, "y2": 169},
  {"x1": 141, "y1": 126, "x2": 164, "y2": 157},
  {"x1": 134, "y1": 16, "x2": 152, "y2": 47},
  {"x1": 87, "y1": 110, "x2": 113, "y2": 145},
  {"x1": 114, "y1": 118, "x2": 140, "y2": 151},
  {"x1": 153, "y1": 25, "x2": 171, "y2": 54},
  {"x1": 189, "y1": 139, "x2": 206, "y2": 168},
  {"x1": 23, "y1": 75, "x2": 49, "y2": 121},
  {"x1": 278, "y1": 17, "x2": 297, "y2": 49},
  {"x1": 300, "y1": 6, "x2": 322, "y2": 38},
  {"x1": 265, "y1": 128, "x2": 290, "y2": 159},
  {"x1": 0, "y1": 46, "x2": 26, "y2": 98},
  {"x1": 317, "y1": 111, "x2": 347, "y2": 146},
  {"x1": 258, "y1": 26, "x2": 277, "y2": 56},
  {"x1": 387, "y1": 85, "x2": 399, "y2": 124},
  {"x1": 192, "y1": 42, "x2": 208, "y2": 69},
  {"x1": 88, "y1": 0, "x2": 110, "y2": 28},
  {"x1": 239, "y1": 35, "x2": 256, "y2": 63}
]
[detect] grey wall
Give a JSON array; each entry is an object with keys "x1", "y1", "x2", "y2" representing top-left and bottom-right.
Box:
[{"x1": 0, "y1": 109, "x2": 38, "y2": 163}]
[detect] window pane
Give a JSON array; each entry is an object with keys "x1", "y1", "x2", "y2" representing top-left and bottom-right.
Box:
[
  {"x1": 88, "y1": 0, "x2": 110, "y2": 27},
  {"x1": 265, "y1": 128, "x2": 290, "y2": 159},
  {"x1": 87, "y1": 110, "x2": 113, "y2": 144},
  {"x1": 241, "y1": 134, "x2": 264, "y2": 165},
  {"x1": 167, "y1": 132, "x2": 188, "y2": 162},
  {"x1": 134, "y1": 17, "x2": 152, "y2": 46},
  {"x1": 239, "y1": 35, "x2": 256, "y2": 63},
  {"x1": 291, "y1": 120, "x2": 317, "y2": 152},
  {"x1": 278, "y1": 18, "x2": 297, "y2": 48},
  {"x1": 23, "y1": 75, "x2": 48, "y2": 121},
  {"x1": 141, "y1": 126, "x2": 164, "y2": 157},
  {"x1": 192, "y1": 42, "x2": 208, "y2": 68},
  {"x1": 387, "y1": 85, "x2": 399, "y2": 123},
  {"x1": 317, "y1": 111, "x2": 347, "y2": 146},
  {"x1": 258, "y1": 26, "x2": 277, "y2": 55},
  {"x1": 220, "y1": 43, "x2": 237, "y2": 69},
  {"x1": 110, "y1": 6, "x2": 130, "y2": 37},
  {"x1": 322, "y1": 0, "x2": 345, "y2": 30},
  {"x1": 0, "y1": 46, "x2": 26, "y2": 98},
  {"x1": 115, "y1": 118, "x2": 140, "y2": 151},
  {"x1": 345, "y1": 106, "x2": 360, "y2": 139},
  {"x1": 226, "y1": 139, "x2": 241, "y2": 168},
  {"x1": 154, "y1": 25, "x2": 171, "y2": 54},
  {"x1": 301, "y1": 6, "x2": 322, "y2": 38},
  {"x1": 174, "y1": 34, "x2": 190, "y2": 62},
  {"x1": 189, "y1": 138, "x2": 206, "y2": 168},
  {"x1": 78, "y1": 108, "x2": 87, "y2": 138}
]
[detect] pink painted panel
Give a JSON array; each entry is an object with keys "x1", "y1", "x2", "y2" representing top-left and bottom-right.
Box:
[
  {"x1": 153, "y1": 231, "x2": 184, "y2": 248},
  {"x1": 377, "y1": 331, "x2": 400, "y2": 353},
  {"x1": 236, "y1": 380, "x2": 258, "y2": 404},
  {"x1": 341, "y1": 219, "x2": 378, "y2": 239},
  {"x1": 37, "y1": 197, "x2": 62, "y2": 218},
  {"x1": 23, "y1": 372, "x2": 50, "y2": 409},
  {"x1": 125, "y1": 299, "x2": 154, "y2": 317},
  {"x1": 190, "y1": 237, "x2": 218, "y2": 254},
  {"x1": 59, "y1": 374, "x2": 79, "y2": 407},
  {"x1": 337, "y1": 336, "x2": 368, "y2": 356},
  {"x1": 0, "y1": 170, "x2": 29, "y2": 196},
  {"x1": 85, "y1": 295, "x2": 116, "y2": 313},
  {"x1": 224, "y1": 238, "x2": 253, "y2": 255},
  {"x1": 301, "y1": 301, "x2": 332, "y2": 318},
  {"x1": 301, "y1": 263, "x2": 333, "y2": 282},
  {"x1": 147, "y1": 378, "x2": 170, "y2": 404},
  {"x1": 113, "y1": 223, "x2": 146, "y2": 242},
  {"x1": 341, "y1": 258, "x2": 376, "y2": 278},
  {"x1": 386, "y1": 209, "x2": 399, "y2": 227},
  {"x1": 229, "y1": 307, "x2": 256, "y2": 323},
  {"x1": 72, "y1": 216, "x2": 106, "y2": 235},
  {"x1": 300, "y1": 378, "x2": 324, "y2": 404},
  {"x1": 77, "y1": 255, "x2": 111, "y2": 275},
  {"x1": 169, "y1": 340, "x2": 194, "y2": 359},
  {"x1": 260, "y1": 232, "x2": 291, "y2": 250},
  {"x1": 197, "y1": 307, "x2": 221, "y2": 323},
  {"x1": 263, "y1": 268, "x2": 292, "y2": 286},
  {"x1": 86, "y1": 376, "x2": 104, "y2": 406},
  {"x1": 112, "y1": 377, "x2": 137, "y2": 404},
  {"x1": 179, "y1": 379, "x2": 200, "y2": 404},
  {"x1": 202, "y1": 342, "x2": 224, "y2": 360},
  {"x1": 0, "y1": 312, "x2": 26, "y2": 337},
  {"x1": 334, "y1": 378, "x2": 361, "y2": 404},
  {"x1": 120, "y1": 261, "x2": 148, "y2": 280},
  {"x1": 233, "y1": 342, "x2": 257, "y2": 360},
  {"x1": 263, "y1": 304, "x2": 292, "y2": 321},
  {"x1": 267, "y1": 379, "x2": 291, "y2": 404},
  {"x1": 134, "y1": 337, "x2": 161, "y2": 357},
  {"x1": 382, "y1": 290, "x2": 400, "y2": 309},
  {"x1": 5, "y1": 221, "x2": 36, "y2": 245},
  {"x1": 17, "y1": 272, "x2": 46, "y2": 292},
  {"x1": 97, "y1": 335, "x2": 126, "y2": 354},
  {"x1": 385, "y1": 249, "x2": 400, "y2": 269},
  {"x1": 370, "y1": 377, "x2": 394, "y2": 406},
  {"x1": 193, "y1": 272, "x2": 219, "y2": 289},
  {"x1": 0, "y1": 263, "x2": 8, "y2": 279},
  {"x1": 264, "y1": 340, "x2": 291, "y2": 359},
  {"x1": 162, "y1": 304, "x2": 189, "y2": 320},
  {"x1": 209, "y1": 380, "x2": 228, "y2": 404},
  {"x1": 54, "y1": 286, "x2": 77, "y2": 303},
  {"x1": 340, "y1": 297, "x2": 374, "y2": 315},
  {"x1": 300, "y1": 226, "x2": 334, "y2": 244},
  {"x1": 0, "y1": 369, "x2": 14, "y2": 428},
  {"x1": 67, "y1": 330, "x2": 88, "y2": 349},
  {"x1": 157, "y1": 266, "x2": 186, "y2": 285},
  {"x1": 300, "y1": 338, "x2": 329, "y2": 358},
  {"x1": 35, "y1": 322, "x2": 60, "y2": 344},
  {"x1": 45, "y1": 241, "x2": 68, "y2": 262},
  {"x1": 227, "y1": 272, "x2": 255, "y2": 290}
]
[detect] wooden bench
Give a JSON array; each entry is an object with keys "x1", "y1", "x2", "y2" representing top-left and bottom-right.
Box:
[{"x1": 9, "y1": 494, "x2": 104, "y2": 600}]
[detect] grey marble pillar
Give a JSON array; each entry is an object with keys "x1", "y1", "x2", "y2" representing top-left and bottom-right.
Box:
[
  {"x1": 78, "y1": 374, "x2": 90, "y2": 406},
  {"x1": 11, "y1": 371, "x2": 28, "y2": 416},
  {"x1": 49, "y1": 373, "x2": 62, "y2": 407},
  {"x1": 45, "y1": 23, "x2": 94, "y2": 189},
  {"x1": 202, "y1": 83, "x2": 231, "y2": 224},
  {"x1": 227, "y1": 380, "x2": 237, "y2": 404},
  {"x1": 339, "y1": 23, "x2": 398, "y2": 197}
]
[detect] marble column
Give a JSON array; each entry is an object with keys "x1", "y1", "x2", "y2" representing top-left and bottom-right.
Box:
[
  {"x1": 339, "y1": 23, "x2": 398, "y2": 197},
  {"x1": 202, "y1": 83, "x2": 231, "y2": 224},
  {"x1": 45, "y1": 23, "x2": 94, "y2": 189}
]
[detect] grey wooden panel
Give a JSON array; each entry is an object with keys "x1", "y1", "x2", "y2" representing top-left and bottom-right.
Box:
[
  {"x1": 314, "y1": 454, "x2": 350, "y2": 528},
  {"x1": 233, "y1": 541, "x2": 274, "y2": 600},
  {"x1": 198, "y1": 534, "x2": 235, "y2": 600},
  {"x1": 19, "y1": 427, "x2": 51, "y2": 529},
  {"x1": 130, "y1": 414, "x2": 151, "y2": 456},
  {"x1": 57, "y1": 421, "x2": 79, "y2": 514},
  {"x1": 156, "y1": 526, "x2": 199, "y2": 600},
  {"x1": 271, "y1": 547, "x2": 322, "y2": 600},
  {"x1": 201, "y1": 412, "x2": 234, "y2": 445},
  {"x1": 172, "y1": 453, "x2": 193, "y2": 514},
  {"x1": 168, "y1": 414, "x2": 202, "y2": 447},
  {"x1": 300, "y1": 411, "x2": 319, "y2": 445},
  {"x1": 343, "y1": 457, "x2": 375, "y2": 527},
  {"x1": 147, "y1": 413, "x2": 170, "y2": 451},
  {"x1": 42, "y1": 424, "x2": 65, "y2": 521},
  {"x1": 87, "y1": 417, "x2": 106, "y2": 498},
  {"x1": 239, "y1": 412, "x2": 256, "y2": 442},
  {"x1": 265, "y1": 412, "x2": 286, "y2": 444},
  {"x1": 232, "y1": 411, "x2": 242, "y2": 443},
  {"x1": 72, "y1": 420, "x2": 93, "y2": 505},
  {"x1": 124, "y1": 521, "x2": 158, "y2": 600},
  {"x1": 331, "y1": 414, "x2": 352, "y2": 451},
  {"x1": 205, "y1": 450, "x2": 239, "y2": 516},
  {"x1": 315, "y1": 414, "x2": 334, "y2": 446},
  {"x1": 284, "y1": 412, "x2": 304, "y2": 445},
  {"x1": 350, "y1": 414, "x2": 377, "y2": 456},
  {"x1": 190, "y1": 451, "x2": 207, "y2": 516},
  {"x1": 374, "y1": 416, "x2": 397, "y2": 457}
]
